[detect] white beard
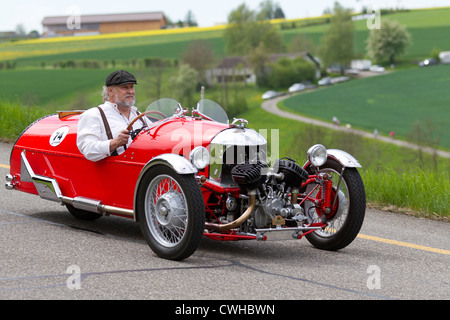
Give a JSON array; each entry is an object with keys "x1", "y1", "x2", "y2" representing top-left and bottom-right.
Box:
[{"x1": 115, "y1": 96, "x2": 135, "y2": 108}]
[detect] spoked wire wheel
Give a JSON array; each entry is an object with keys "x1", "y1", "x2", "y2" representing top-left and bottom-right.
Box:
[
  {"x1": 305, "y1": 169, "x2": 350, "y2": 237},
  {"x1": 145, "y1": 174, "x2": 188, "y2": 247},
  {"x1": 304, "y1": 159, "x2": 366, "y2": 251},
  {"x1": 136, "y1": 165, "x2": 205, "y2": 260}
]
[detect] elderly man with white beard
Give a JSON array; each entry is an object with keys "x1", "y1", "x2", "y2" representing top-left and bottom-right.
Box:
[{"x1": 77, "y1": 70, "x2": 150, "y2": 162}]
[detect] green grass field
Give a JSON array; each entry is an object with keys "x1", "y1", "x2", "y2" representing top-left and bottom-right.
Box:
[
  {"x1": 282, "y1": 8, "x2": 450, "y2": 60},
  {"x1": 0, "y1": 28, "x2": 225, "y2": 63},
  {"x1": 5, "y1": 32, "x2": 226, "y2": 68},
  {"x1": 0, "y1": 69, "x2": 114, "y2": 105},
  {"x1": 281, "y1": 63, "x2": 450, "y2": 149}
]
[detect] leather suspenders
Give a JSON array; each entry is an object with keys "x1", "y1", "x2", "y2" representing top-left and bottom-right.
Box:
[
  {"x1": 97, "y1": 107, "x2": 146, "y2": 157},
  {"x1": 97, "y1": 107, "x2": 119, "y2": 156}
]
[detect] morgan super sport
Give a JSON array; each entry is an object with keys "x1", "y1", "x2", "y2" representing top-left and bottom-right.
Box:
[{"x1": 5, "y1": 98, "x2": 366, "y2": 260}]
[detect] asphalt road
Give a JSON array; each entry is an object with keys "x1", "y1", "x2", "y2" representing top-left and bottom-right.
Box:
[{"x1": 0, "y1": 142, "x2": 449, "y2": 301}]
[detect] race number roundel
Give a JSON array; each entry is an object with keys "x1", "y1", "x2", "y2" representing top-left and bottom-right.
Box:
[{"x1": 50, "y1": 126, "x2": 70, "y2": 147}]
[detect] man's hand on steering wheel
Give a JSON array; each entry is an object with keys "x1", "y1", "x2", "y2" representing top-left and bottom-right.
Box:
[{"x1": 110, "y1": 129, "x2": 130, "y2": 152}]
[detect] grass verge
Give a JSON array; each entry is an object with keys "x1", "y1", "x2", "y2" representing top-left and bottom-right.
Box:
[{"x1": 0, "y1": 98, "x2": 50, "y2": 142}]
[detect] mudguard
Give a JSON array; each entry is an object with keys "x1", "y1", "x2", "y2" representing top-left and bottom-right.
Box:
[{"x1": 327, "y1": 149, "x2": 362, "y2": 168}]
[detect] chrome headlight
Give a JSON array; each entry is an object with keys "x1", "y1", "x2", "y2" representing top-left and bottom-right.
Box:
[
  {"x1": 189, "y1": 146, "x2": 210, "y2": 170},
  {"x1": 307, "y1": 144, "x2": 328, "y2": 167}
]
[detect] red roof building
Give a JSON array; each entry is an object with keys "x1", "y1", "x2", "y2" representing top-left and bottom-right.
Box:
[{"x1": 42, "y1": 12, "x2": 166, "y2": 37}]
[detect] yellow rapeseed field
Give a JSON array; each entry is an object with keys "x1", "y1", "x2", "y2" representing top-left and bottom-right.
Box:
[
  {"x1": 0, "y1": 14, "x2": 333, "y2": 62},
  {"x1": 11, "y1": 24, "x2": 228, "y2": 46}
]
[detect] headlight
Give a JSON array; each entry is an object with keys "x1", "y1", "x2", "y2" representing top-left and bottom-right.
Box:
[
  {"x1": 189, "y1": 146, "x2": 210, "y2": 170},
  {"x1": 307, "y1": 144, "x2": 327, "y2": 167}
]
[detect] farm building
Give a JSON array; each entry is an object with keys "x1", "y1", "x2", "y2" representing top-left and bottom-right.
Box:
[
  {"x1": 42, "y1": 12, "x2": 166, "y2": 37},
  {"x1": 206, "y1": 52, "x2": 321, "y2": 86}
]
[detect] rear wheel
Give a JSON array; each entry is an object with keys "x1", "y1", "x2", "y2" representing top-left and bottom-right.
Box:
[
  {"x1": 304, "y1": 159, "x2": 366, "y2": 251},
  {"x1": 136, "y1": 165, "x2": 205, "y2": 260}
]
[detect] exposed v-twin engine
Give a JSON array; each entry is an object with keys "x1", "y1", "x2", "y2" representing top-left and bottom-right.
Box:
[{"x1": 231, "y1": 158, "x2": 309, "y2": 229}]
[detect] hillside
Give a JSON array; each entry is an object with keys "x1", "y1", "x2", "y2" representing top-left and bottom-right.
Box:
[{"x1": 1, "y1": 7, "x2": 450, "y2": 67}]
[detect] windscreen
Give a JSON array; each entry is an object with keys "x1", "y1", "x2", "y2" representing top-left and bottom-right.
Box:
[
  {"x1": 145, "y1": 98, "x2": 180, "y2": 122},
  {"x1": 197, "y1": 99, "x2": 229, "y2": 124}
]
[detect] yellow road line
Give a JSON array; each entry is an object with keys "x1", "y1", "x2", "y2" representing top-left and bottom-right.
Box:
[
  {"x1": 358, "y1": 234, "x2": 450, "y2": 255},
  {"x1": 0, "y1": 163, "x2": 10, "y2": 169}
]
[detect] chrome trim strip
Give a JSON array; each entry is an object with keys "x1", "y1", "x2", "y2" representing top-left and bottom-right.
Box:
[
  {"x1": 255, "y1": 226, "x2": 323, "y2": 241},
  {"x1": 21, "y1": 150, "x2": 62, "y2": 202},
  {"x1": 210, "y1": 127, "x2": 267, "y2": 146}
]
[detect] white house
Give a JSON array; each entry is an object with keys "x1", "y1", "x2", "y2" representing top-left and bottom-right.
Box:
[{"x1": 439, "y1": 51, "x2": 450, "y2": 64}]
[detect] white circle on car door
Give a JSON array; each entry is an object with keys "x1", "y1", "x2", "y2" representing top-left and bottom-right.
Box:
[{"x1": 50, "y1": 126, "x2": 70, "y2": 147}]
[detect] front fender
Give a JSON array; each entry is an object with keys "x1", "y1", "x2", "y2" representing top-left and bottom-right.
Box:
[
  {"x1": 303, "y1": 149, "x2": 362, "y2": 170},
  {"x1": 327, "y1": 149, "x2": 361, "y2": 168},
  {"x1": 143, "y1": 154, "x2": 198, "y2": 175}
]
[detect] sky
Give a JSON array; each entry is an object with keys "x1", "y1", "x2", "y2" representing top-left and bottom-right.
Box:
[{"x1": 1, "y1": 0, "x2": 450, "y2": 33}]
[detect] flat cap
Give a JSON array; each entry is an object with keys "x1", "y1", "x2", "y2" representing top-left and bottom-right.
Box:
[{"x1": 105, "y1": 70, "x2": 137, "y2": 87}]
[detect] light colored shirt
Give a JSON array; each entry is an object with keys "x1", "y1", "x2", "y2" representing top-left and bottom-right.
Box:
[{"x1": 77, "y1": 101, "x2": 149, "y2": 162}]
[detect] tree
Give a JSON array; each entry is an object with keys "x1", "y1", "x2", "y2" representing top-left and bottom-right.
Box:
[
  {"x1": 185, "y1": 10, "x2": 198, "y2": 27},
  {"x1": 29, "y1": 30, "x2": 40, "y2": 38},
  {"x1": 318, "y1": 2, "x2": 354, "y2": 74},
  {"x1": 224, "y1": 3, "x2": 284, "y2": 56},
  {"x1": 258, "y1": 0, "x2": 285, "y2": 20},
  {"x1": 169, "y1": 64, "x2": 199, "y2": 106},
  {"x1": 269, "y1": 57, "x2": 316, "y2": 88},
  {"x1": 366, "y1": 19, "x2": 411, "y2": 65},
  {"x1": 182, "y1": 40, "x2": 216, "y2": 86},
  {"x1": 274, "y1": 6, "x2": 285, "y2": 19},
  {"x1": 247, "y1": 43, "x2": 271, "y2": 87},
  {"x1": 144, "y1": 58, "x2": 170, "y2": 100},
  {"x1": 15, "y1": 24, "x2": 26, "y2": 36},
  {"x1": 289, "y1": 34, "x2": 317, "y2": 55}
]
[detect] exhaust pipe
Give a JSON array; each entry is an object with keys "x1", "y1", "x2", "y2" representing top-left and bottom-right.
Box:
[
  {"x1": 61, "y1": 196, "x2": 134, "y2": 218},
  {"x1": 205, "y1": 190, "x2": 256, "y2": 231}
]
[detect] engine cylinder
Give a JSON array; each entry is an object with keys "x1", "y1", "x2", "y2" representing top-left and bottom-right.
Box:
[
  {"x1": 274, "y1": 159, "x2": 309, "y2": 188},
  {"x1": 231, "y1": 161, "x2": 268, "y2": 191}
]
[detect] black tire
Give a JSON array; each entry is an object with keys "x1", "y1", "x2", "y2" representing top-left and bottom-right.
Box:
[
  {"x1": 136, "y1": 165, "x2": 205, "y2": 260},
  {"x1": 66, "y1": 204, "x2": 103, "y2": 221},
  {"x1": 305, "y1": 159, "x2": 366, "y2": 251}
]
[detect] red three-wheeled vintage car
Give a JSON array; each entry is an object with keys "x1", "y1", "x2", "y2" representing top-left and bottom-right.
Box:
[{"x1": 6, "y1": 99, "x2": 365, "y2": 260}]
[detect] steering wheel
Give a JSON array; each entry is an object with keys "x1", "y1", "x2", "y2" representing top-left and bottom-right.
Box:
[{"x1": 127, "y1": 110, "x2": 166, "y2": 131}]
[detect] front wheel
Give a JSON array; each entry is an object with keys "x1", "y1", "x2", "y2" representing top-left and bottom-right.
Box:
[
  {"x1": 136, "y1": 165, "x2": 205, "y2": 260},
  {"x1": 304, "y1": 159, "x2": 366, "y2": 251}
]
